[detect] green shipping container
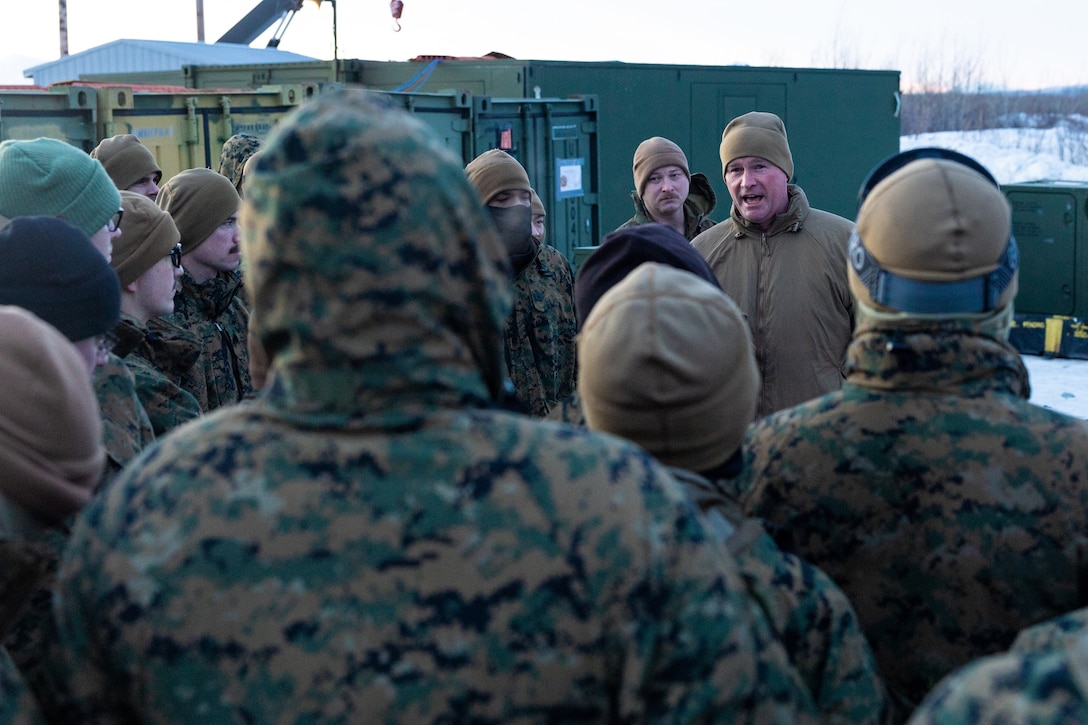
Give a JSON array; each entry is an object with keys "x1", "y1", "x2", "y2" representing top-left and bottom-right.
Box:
[
  {"x1": 470, "y1": 95, "x2": 598, "y2": 264},
  {"x1": 350, "y1": 59, "x2": 901, "y2": 233},
  {"x1": 110, "y1": 58, "x2": 900, "y2": 235},
  {"x1": 376, "y1": 89, "x2": 474, "y2": 164},
  {"x1": 1004, "y1": 181, "x2": 1088, "y2": 319},
  {"x1": 0, "y1": 85, "x2": 97, "y2": 150},
  {"x1": 89, "y1": 83, "x2": 309, "y2": 182}
]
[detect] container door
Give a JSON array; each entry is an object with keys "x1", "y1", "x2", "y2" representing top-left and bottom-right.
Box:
[
  {"x1": 376, "y1": 90, "x2": 474, "y2": 165},
  {"x1": 1006, "y1": 189, "x2": 1077, "y2": 316},
  {"x1": 689, "y1": 83, "x2": 787, "y2": 219},
  {"x1": 472, "y1": 96, "x2": 599, "y2": 266}
]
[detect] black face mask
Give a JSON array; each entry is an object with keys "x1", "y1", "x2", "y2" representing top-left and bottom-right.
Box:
[{"x1": 488, "y1": 204, "x2": 537, "y2": 275}]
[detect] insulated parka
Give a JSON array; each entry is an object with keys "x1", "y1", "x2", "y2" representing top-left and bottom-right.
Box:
[{"x1": 692, "y1": 185, "x2": 854, "y2": 418}]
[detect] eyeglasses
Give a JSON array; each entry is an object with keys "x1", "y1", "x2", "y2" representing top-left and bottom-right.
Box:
[
  {"x1": 96, "y1": 330, "x2": 119, "y2": 356},
  {"x1": 167, "y1": 243, "x2": 183, "y2": 268},
  {"x1": 106, "y1": 208, "x2": 124, "y2": 233}
]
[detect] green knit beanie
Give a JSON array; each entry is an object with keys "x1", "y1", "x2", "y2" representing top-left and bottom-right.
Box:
[
  {"x1": 157, "y1": 168, "x2": 240, "y2": 253},
  {"x1": 91, "y1": 134, "x2": 162, "y2": 191},
  {"x1": 719, "y1": 111, "x2": 795, "y2": 181},
  {"x1": 0, "y1": 138, "x2": 122, "y2": 237}
]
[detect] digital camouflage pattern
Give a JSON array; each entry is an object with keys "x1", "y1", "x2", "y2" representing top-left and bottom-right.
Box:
[
  {"x1": 1, "y1": 512, "x2": 67, "y2": 720},
  {"x1": 34, "y1": 88, "x2": 820, "y2": 724},
  {"x1": 1, "y1": 648, "x2": 44, "y2": 725},
  {"x1": 616, "y1": 171, "x2": 718, "y2": 241},
  {"x1": 670, "y1": 466, "x2": 893, "y2": 725},
  {"x1": 157, "y1": 269, "x2": 252, "y2": 412},
  {"x1": 1011, "y1": 606, "x2": 1088, "y2": 655},
  {"x1": 92, "y1": 353, "x2": 155, "y2": 485},
  {"x1": 216, "y1": 133, "x2": 261, "y2": 194},
  {"x1": 505, "y1": 242, "x2": 578, "y2": 417},
  {"x1": 905, "y1": 634, "x2": 1088, "y2": 725},
  {"x1": 113, "y1": 315, "x2": 202, "y2": 437},
  {"x1": 742, "y1": 319, "x2": 1088, "y2": 715},
  {"x1": 544, "y1": 387, "x2": 586, "y2": 427}
]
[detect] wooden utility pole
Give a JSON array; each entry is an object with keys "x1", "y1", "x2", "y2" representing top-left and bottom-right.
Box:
[
  {"x1": 59, "y1": 0, "x2": 69, "y2": 57},
  {"x1": 196, "y1": 0, "x2": 206, "y2": 42}
]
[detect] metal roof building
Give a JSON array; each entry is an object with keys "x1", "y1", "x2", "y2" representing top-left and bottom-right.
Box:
[{"x1": 24, "y1": 39, "x2": 318, "y2": 86}]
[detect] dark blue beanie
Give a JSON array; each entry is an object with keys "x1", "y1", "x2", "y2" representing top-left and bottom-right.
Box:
[
  {"x1": 0, "y1": 216, "x2": 121, "y2": 341},
  {"x1": 575, "y1": 222, "x2": 721, "y2": 328}
]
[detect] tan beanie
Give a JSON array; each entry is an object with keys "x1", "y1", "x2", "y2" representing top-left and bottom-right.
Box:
[
  {"x1": 530, "y1": 188, "x2": 546, "y2": 244},
  {"x1": 530, "y1": 188, "x2": 546, "y2": 217},
  {"x1": 851, "y1": 157, "x2": 1017, "y2": 313},
  {"x1": 91, "y1": 134, "x2": 162, "y2": 191},
  {"x1": 114, "y1": 190, "x2": 181, "y2": 286},
  {"x1": 465, "y1": 149, "x2": 530, "y2": 205},
  {"x1": 719, "y1": 111, "x2": 794, "y2": 180},
  {"x1": 157, "y1": 167, "x2": 240, "y2": 254},
  {"x1": 0, "y1": 306, "x2": 104, "y2": 523},
  {"x1": 578, "y1": 263, "x2": 760, "y2": 473},
  {"x1": 632, "y1": 137, "x2": 690, "y2": 196}
]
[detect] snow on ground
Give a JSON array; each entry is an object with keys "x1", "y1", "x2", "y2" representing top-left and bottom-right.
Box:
[
  {"x1": 901, "y1": 123, "x2": 1088, "y2": 186},
  {"x1": 901, "y1": 126, "x2": 1088, "y2": 420}
]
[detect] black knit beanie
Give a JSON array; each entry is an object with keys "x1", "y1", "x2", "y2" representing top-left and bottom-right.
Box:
[{"x1": 575, "y1": 223, "x2": 721, "y2": 328}]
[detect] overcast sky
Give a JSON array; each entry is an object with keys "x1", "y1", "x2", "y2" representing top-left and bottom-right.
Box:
[{"x1": 2, "y1": 0, "x2": 1085, "y2": 91}]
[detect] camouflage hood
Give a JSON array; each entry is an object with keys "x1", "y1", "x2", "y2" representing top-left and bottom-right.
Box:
[
  {"x1": 241, "y1": 90, "x2": 513, "y2": 424},
  {"x1": 848, "y1": 314, "x2": 1031, "y2": 400},
  {"x1": 217, "y1": 133, "x2": 261, "y2": 192}
]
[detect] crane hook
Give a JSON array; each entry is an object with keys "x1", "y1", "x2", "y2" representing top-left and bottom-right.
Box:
[{"x1": 390, "y1": 0, "x2": 403, "y2": 31}]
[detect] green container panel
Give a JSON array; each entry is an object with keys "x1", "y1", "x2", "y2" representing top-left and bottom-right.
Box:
[
  {"x1": 1004, "y1": 181, "x2": 1088, "y2": 318},
  {"x1": 0, "y1": 86, "x2": 98, "y2": 150},
  {"x1": 471, "y1": 95, "x2": 599, "y2": 265},
  {"x1": 83, "y1": 60, "x2": 347, "y2": 95},
  {"x1": 350, "y1": 60, "x2": 901, "y2": 233},
  {"x1": 186, "y1": 60, "x2": 348, "y2": 96},
  {"x1": 79, "y1": 59, "x2": 900, "y2": 239},
  {"x1": 92, "y1": 84, "x2": 308, "y2": 182},
  {"x1": 376, "y1": 90, "x2": 474, "y2": 164}
]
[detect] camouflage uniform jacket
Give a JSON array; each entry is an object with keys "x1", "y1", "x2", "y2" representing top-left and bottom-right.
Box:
[
  {"x1": 905, "y1": 634, "x2": 1088, "y2": 725},
  {"x1": 544, "y1": 387, "x2": 586, "y2": 427},
  {"x1": 504, "y1": 241, "x2": 578, "y2": 417},
  {"x1": 93, "y1": 353, "x2": 155, "y2": 486},
  {"x1": 114, "y1": 315, "x2": 202, "y2": 438},
  {"x1": 670, "y1": 466, "x2": 893, "y2": 725},
  {"x1": 33, "y1": 89, "x2": 821, "y2": 724},
  {"x1": 1, "y1": 648, "x2": 44, "y2": 725},
  {"x1": 691, "y1": 185, "x2": 854, "y2": 418},
  {"x1": 1, "y1": 501, "x2": 66, "y2": 721},
  {"x1": 616, "y1": 171, "x2": 718, "y2": 241},
  {"x1": 158, "y1": 269, "x2": 252, "y2": 413},
  {"x1": 742, "y1": 320, "x2": 1088, "y2": 715},
  {"x1": 1011, "y1": 606, "x2": 1088, "y2": 655}
]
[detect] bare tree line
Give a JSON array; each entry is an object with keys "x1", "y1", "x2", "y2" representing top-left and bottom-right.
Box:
[
  {"x1": 902, "y1": 90, "x2": 1088, "y2": 136},
  {"x1": 810, "y1": 28, "x2": 1088, "y2": 164}
]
